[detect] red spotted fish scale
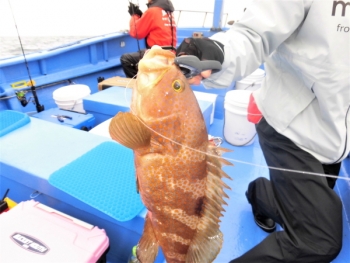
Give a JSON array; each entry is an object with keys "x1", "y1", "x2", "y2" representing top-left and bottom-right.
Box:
[{"x1": 109, "y1": 46, "x2": 232, "y2": 263}]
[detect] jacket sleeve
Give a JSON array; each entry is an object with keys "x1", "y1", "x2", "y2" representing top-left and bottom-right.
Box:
[
  {"x1": 129, "y1": 10, "x2": 155, "y2": 39},
  {"x1": 204, "y1": 0, "x2": 312, "y2": 87}
]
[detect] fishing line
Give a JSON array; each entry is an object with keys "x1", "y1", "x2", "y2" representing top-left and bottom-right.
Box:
[
  {"x1": 122, "y1": 73, "x2": 350, "y2": 183},
  {"x1": 7, "y1": 0, "x2": 44, "y2": 112}
]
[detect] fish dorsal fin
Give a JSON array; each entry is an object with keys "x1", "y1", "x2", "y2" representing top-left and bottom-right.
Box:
[
  {"x1": 109, "y1": 112, "x2": 151, "y2": 150},
  {"x1": 186, "y1": 144, "x2": 232, "y2": 263}
]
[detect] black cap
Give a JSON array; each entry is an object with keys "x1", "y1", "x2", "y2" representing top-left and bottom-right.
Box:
[{"x1": 176, "y1": 38, "x2": 202, "y2": 59}]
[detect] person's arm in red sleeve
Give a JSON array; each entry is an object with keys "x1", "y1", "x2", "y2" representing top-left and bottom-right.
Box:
[{"x1": 129, "y1": 10, "x2": 155, "y2": 40}]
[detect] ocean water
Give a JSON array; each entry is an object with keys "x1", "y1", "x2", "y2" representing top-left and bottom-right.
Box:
[
  {"x1": 0, "y1": 0, "x2": 249, "y2": 59},
  {"x1": 0, "y1": 36, "x2": 96, "y2": 59}
]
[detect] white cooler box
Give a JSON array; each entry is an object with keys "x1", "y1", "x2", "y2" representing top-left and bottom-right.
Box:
[{"x1": 0, "y1": 200, "x2": 109, "y2": 263}]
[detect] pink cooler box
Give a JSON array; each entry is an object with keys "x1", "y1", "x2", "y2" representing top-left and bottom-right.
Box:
[{"x1": 0, "y1": 200, "x2": 109, "y2": 262}]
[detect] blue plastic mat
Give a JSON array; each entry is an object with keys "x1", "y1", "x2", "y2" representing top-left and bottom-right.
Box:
[
  {"x1": 0, "y1": 110, "x2": 30, "y2": 137},
  {"x1": 49, "y1": 141, "x2": 145, "y2": 221}
]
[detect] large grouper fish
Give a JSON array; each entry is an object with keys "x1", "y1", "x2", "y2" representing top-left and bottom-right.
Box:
[{"x1": 109, "y1": 46, "x2": 232, "y2": 263}]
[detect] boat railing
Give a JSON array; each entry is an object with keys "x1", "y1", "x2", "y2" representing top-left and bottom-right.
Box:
[{"x1": 175, "y1": 9, "x2": 229, "y2": 28}]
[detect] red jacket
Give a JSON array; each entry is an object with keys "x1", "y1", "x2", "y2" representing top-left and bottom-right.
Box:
[{"x1": 129, "y1": 7, "x2": 177, "y2": 49}]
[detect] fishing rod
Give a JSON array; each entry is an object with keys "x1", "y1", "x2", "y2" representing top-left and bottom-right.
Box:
[
  {"x1": 128, "y1": 0, "x2": 143, "y2": 59},
  {"x1": 7, "y1": 0, "x2": 44, "y2": 113}
]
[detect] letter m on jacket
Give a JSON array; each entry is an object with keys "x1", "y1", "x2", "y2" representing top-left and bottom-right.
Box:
[{"x1": 332, "y1": 0, "x2": 350, "y2": 16}]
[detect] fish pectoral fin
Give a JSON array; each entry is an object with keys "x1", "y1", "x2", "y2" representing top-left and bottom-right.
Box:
[
  {"x1": 137, "y1": 213, "x2": 159, "y2": 263},
  {"x1": 109, "y1": 112, "x2": 151, "y2": 150}
]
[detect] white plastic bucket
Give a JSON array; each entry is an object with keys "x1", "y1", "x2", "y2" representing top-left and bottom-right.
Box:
[
  {"x1": 53, "y1": 84, "x2": 91, "y2": 113},
  {"x1": 224, "y1": 90, "x2": 256, "y2": 146},
  {"x1": 235, "y1": 68, "x2": 265, "y2": 91}
]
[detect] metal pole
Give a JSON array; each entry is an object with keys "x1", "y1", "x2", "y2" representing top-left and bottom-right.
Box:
[{"x1": 211, "y1": 0, "x2": 224, "y2": 31}]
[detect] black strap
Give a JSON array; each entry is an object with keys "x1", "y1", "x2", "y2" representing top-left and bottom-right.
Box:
[
  {"x1": 167, "y1": 11, "x2": 175, "y2": 51},
  {"x1": 160, "y1": 45, "x2": 176, "y2": 51}
]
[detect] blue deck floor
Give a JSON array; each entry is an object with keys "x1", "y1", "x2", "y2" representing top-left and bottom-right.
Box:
[
  {"x1": 0, "y1": 112, "x2": 348, "y2": 262},
  {"x1": 209, "y1": 119, "x2": 350, "y2": 263}
]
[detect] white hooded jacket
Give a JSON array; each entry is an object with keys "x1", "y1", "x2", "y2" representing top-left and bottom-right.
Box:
[{"x1": 203, "y1": 0, "x2": 350, "y2": 163}]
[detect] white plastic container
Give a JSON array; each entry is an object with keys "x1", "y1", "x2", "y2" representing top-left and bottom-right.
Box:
[
  {"x1": 235, "y1": 68, "x2": 265, "y2": 91},
  {"x1": 53, "y1": 84, "x2": 91, "y2": 113},
  {"x1": 193, "y1": 91, "x2": 218, "y2": 125},
  {"x1": 224, "y1": 90, "x2": 256, "y2": 146}
]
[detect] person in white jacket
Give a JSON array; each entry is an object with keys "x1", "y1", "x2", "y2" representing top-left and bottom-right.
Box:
[{"x1": 180, "y1": 0, "x2": 349, "y2": 262}]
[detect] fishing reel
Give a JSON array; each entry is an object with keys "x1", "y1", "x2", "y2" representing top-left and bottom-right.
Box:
[
  {"x1": 15, "y1": 90, "x2": 44, "y2": 112},
  {"x1": 15, "y1": 90, "x2": 30, "y2": 107},
  {"x1": 174, "y1": 55, "x2": 222, "y2": 79}
]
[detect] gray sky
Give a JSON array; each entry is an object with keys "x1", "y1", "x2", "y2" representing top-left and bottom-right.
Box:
[{"x1": 0, "y1": 0, "x2": 249, "y2": 36}]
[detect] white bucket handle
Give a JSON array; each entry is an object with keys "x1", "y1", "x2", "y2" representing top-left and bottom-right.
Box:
[
  {"x1": 70, "y1": 99, "x2": 78, "y2": 111},
  {"x1": 243, "y1": 82, "x2": 256, "y2": 90}
]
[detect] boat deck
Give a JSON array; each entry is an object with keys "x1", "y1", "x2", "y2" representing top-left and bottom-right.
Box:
[
  {"x1": 208, "y1": 119, "x2": 350, "y2": 263},
  {"x1": 90, "y1": 115, "x2": 350, "y2": 262},
  {"x1": 0, "y1": 108, "x2": 349, "y2": 262}
]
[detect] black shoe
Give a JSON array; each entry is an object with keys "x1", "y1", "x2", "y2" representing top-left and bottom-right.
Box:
[
  {"x1": 245, "y1": 191, "x2": 276, "y2": 233},
  {"x1": 254, "y1": 214, "x2": 276, "y2": 233}
]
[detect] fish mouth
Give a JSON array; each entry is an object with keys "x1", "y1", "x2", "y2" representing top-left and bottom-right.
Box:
[
  {"x1": 137, "y1": 46, "x2": 177, "y2": 91},
  {"x1": 136, "y1": 67, "x2": 171, "y2": 92},
  {"x1": 138, "y1": 46, "x2": 175, "y2": 73}
]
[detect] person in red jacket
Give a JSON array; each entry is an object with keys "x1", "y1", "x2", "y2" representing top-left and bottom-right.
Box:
[{"x1": 121, "y1": 0, "x2": 177, "y2": 78}]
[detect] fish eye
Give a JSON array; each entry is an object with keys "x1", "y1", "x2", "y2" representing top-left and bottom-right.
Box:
[{"x1": 172, "y1": 80, "x2": 184, "y2": 92}]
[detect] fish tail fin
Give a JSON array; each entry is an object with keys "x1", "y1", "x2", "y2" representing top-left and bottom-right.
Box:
[
  {"x1": 186, "y1": 229, "x2": 223, "y2": 263},
  {"x1": 137, "y1": 213, "x2": 159, "y2": 263},
  {"x1": 186, "y1": 145, "x2": 232, "y2": 263}
]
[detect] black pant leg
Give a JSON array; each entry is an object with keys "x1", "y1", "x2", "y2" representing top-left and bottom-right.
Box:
[
  {"x1": 246, "y1": 177, "x2": 284, "y2": 226},
  {"x1": 120, "y1": 50, "x2": 145, "y2": 78},
  {"x1": 323, "y1": 162, "x2": 341, "y2": 189},
  {"x1": 230, "y1": 118, "x2": 343, "y2": 263}
]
